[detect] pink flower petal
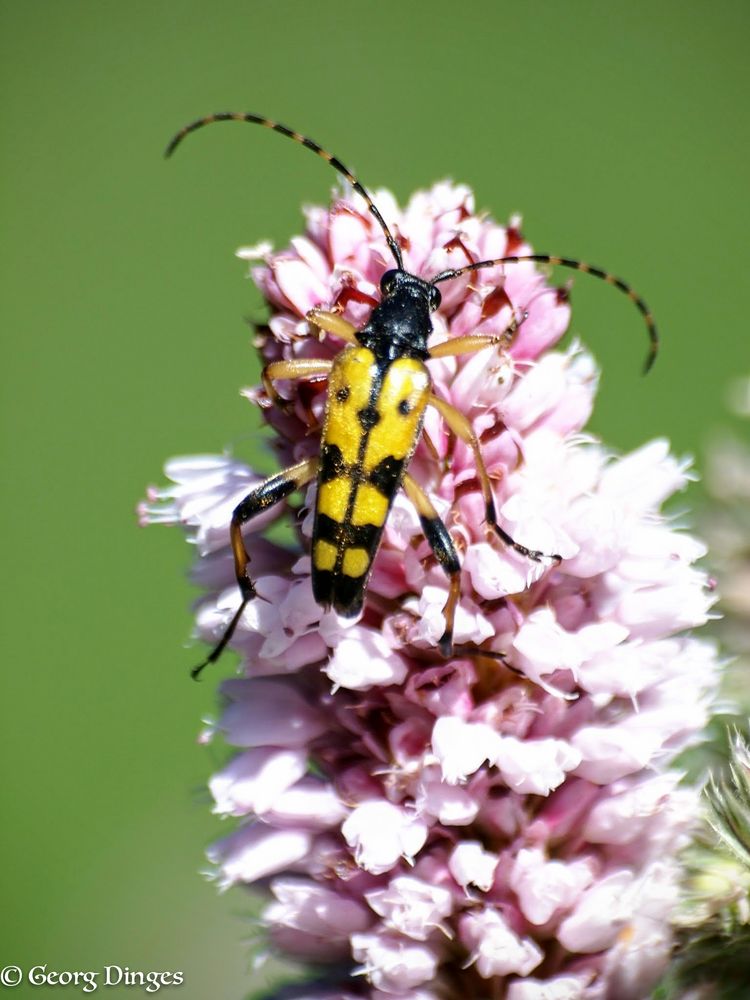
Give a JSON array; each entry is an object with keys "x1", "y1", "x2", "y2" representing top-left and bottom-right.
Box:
[
  {"x1": 431, "y1": 717, "x2": 503, "y2": 784},
  {"x1": 209, "y1": 747, "x2": 308, "y2": 816},
  {"x1": 557, "y1": 870, "x2": 635, "y2": 952},
  {"x1": 495, "y1": 736, "x2": 581, "y2": 795},
  {"x1": 509, "y1": 848, "x2": 596, "y2": 926},
  {"x1": 460, "y1": 908, "x2": 543, "y2": 978},
  {"x1": 448, "y1": 842, "x2": 499, "y2": 893},
  {"x1": 351, "y1": 930, "x2": 440, "y2": 993},
  {"x1": 208, "y1": 823, "x2": 312, "y2": 889},
  {"x1": 327, "y1": 633, "x2": 408, "y2": 690},
  {"x1": 343, "y1": 801, "x2": 429, "y2": 875},
  {"x1": 218, "y1": 678, "x2": 327, "y2": 748},
  {"x1": 365, "y1": 875, "x2": 454, "y2": 941}
]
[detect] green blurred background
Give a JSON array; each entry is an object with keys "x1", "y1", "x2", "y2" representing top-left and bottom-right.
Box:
[{"x1": 2, "y1": 1, "x2": 748, "y2": 997}]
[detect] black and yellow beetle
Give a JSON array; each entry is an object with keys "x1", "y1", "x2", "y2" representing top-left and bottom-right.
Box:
[{"x1": 166, "y1": 114, "x2": 658, "y2": 678}]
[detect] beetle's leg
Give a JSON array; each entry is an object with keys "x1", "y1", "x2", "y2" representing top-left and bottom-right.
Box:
[
  {"x1": 192, "y1": 456, "x2": 319, "y2": 679},
  {"x1": 428, "y1": 393, "x2": 562, "y2": 565},
  {"x1": 306, "y1": 308, "x2": 359, "y2": 345},
  {"x1": 402, "y1": 472, "x2": 461, "y2": 658},
  {"x1": 427, "y1": 311, "x2": 524, "y2": 360},
  {"x1": 450, "y1": 645, "x2": 519, "y2": 672},
  {"x1": 261, "y1": 358, "x2": 333, "y2": 410}
]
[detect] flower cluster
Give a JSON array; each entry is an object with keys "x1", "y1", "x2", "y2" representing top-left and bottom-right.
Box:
[{"x1": 142, "y1": 183, "x2": 719, "y2": 998}]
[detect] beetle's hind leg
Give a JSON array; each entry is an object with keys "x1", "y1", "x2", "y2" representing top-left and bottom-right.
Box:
[
  {"x1": 192, "y1": 456, "x2": 319, "y2": 679},
  {"x1": 402, "y1": 473, "x2": 461, "y2": 658},
  {"x1": 428, "y1": 393, "x2": 561, "y2": 565}
]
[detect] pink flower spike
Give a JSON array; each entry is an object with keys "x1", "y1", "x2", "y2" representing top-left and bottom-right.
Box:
[{"x1": 144, "y1": 178, "x2": 722, "y2": 995}]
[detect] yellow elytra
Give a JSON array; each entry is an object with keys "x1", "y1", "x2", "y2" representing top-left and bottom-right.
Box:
[{"x1": 312, "y1": 347, "x2": 431, "y2": 616}]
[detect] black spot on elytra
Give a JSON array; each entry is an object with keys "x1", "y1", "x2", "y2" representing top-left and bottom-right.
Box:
[
  {"x1": 357, "y1": 405, "x2": 380, "y2": 430},
  {"x1": 315, "y1": 513, "x2": 378, "y2": 549},
  {"x1": 336, "y1": 386, "x2": 350, "y2": 403},
  {"x1": 368, "y1": 455, "x2": 402, "y2": 496},
  {"x1": 398, "y1": 398, "x2": 412, "y2": 415},
  {"x1": 320, "y1": 444, "x2": 346, "y2": 483}
]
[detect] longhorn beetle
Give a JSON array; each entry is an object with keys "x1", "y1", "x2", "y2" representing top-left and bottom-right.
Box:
[{"x1": 166, "y1": 113, "x2": 658, "y2": 678}]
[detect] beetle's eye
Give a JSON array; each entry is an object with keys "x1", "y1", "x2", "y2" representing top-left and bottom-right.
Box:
[
  {"x1": 380, "y1": 269, "x2": 398, "y2": 295},
  {"x1": 429, "y1": 285, "x2": 442, "y2": 311}
]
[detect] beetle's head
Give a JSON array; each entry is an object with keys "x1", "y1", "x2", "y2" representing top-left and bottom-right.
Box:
[{"x1": 379, "y1": 269, "x2": 442, "y2": 312}]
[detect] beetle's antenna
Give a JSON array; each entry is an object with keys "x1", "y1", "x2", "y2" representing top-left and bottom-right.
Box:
[
  {"x1": 166, "y1": 113, "x2": 404, "y2": 271},
  {"x1": 432, "y1": 254, "x2": 658, "y2": 373}
]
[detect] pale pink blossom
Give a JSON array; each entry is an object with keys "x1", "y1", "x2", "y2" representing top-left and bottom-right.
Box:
[
  {"x1": 365, "y1": 875, "x2": 454, "y2": 940},
  {"x1": 351, "y1": 930, "x2": 441, "y2": 993},
  {"x1": 430, "y1": 716, "x2": 502, "y2": 784},
  {"x1": 207, "y1": 823, "x2": 312, "y2": 890},
  {"x1": 509, "y1": 847, "x2": 596, "y2": 926},
  {"x1": 342, "y1": 801, "x2": 429, "y2": 876},
  {"x1": 327, "y1": 632, "x2": 408, "y2": 690},
  {"x1": 216, "y1": 678, "x2": 327, "y2": 748},
  {"x1": 448, "y1": 842, "x2": 499, "y2": 893},
  {"x1": 494, "y1": 735, "x2": 582, "y2": 795},
  {"x1": 264, "y1": 878, "x2": 371, "y2": 960},
  {"x1": 506, "y1": 974, "x2": 596, "y2": 1000},
  {"x1": 209, "y1": 747, "x2": 308, "y2": 816},
  {"x1": 460, "y1": 907, "x2": 543, "y2": 978},
  {"x1": 144, "y1": 182, "x2": 720, "y2": 997},
  {"x1": 417, "y1": 772, "x2": 480, "y2": 826},
  {"x1": 262, "y1": 776, "x2": 349, "y2": 831},
  {"x1": 557, "y1": 869, "x2": 638, "y2": 952}
]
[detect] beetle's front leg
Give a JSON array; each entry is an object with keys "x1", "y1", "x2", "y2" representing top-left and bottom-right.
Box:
[
  {"x1": 306, "y1": 308, "x2": 359, "y2": 345},
  {"x1": 261, "y1": 358, "x2": 333, "y2": 411},
  {"x1": 192, "y1": 456, "x2": 319, "y2": 678}
]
